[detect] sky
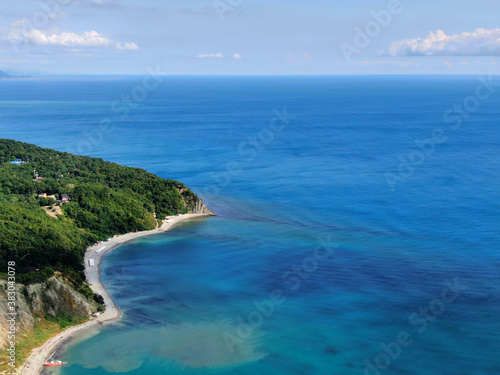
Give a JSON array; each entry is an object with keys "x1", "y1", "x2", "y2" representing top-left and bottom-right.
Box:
[{"x1": 0, "y1": 0, "x2": 499, "y2": 75}]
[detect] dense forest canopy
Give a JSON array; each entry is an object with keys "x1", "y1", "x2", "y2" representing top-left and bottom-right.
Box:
[{"x1": 0, "y1": 138, "x2": 200, "y2": 283}]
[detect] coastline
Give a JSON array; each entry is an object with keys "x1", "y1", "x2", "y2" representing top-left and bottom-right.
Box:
[{"x1": 20, "y1": 213, "x2": 214, "y2": 375}]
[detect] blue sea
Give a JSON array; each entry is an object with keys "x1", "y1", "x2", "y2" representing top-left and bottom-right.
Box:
[{"x1": 1, "y1": 76, "x2": 499, "y2": 375}]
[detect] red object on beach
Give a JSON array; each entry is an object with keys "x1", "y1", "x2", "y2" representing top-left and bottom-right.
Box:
[{"x1": 43, "y1": 360, "x2": 67, "y2": 366}]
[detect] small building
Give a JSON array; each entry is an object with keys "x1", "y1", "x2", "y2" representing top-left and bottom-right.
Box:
[{"x1": 61, "y1": 194, "x2": 71, "y2": 203}]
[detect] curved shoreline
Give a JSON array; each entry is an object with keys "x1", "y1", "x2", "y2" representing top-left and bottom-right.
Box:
[{"x1": 20, "y1": 213, "x2": 214, "y2": 375}]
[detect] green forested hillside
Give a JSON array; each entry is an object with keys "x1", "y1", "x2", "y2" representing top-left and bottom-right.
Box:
[
  {"x1": 0, "y1": 138, "x2": 200, "y2": 283},
  {"x1": 0, "y1": 201, "x2": 91, "y2": 283}
]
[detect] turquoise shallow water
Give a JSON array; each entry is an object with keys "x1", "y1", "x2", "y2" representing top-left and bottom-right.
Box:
[{"x1": 0, "y1": 76, "x2": 499, "y2": 374}]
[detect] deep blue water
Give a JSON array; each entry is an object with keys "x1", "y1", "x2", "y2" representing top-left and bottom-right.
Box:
[{"x1": 1, "y1": 76, "x2": 499, "y2": 374}]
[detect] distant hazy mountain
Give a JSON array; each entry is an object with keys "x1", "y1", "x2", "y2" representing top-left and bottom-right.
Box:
[{"x1": 0, "y1": 70, "x2": 13, "y2": 78}]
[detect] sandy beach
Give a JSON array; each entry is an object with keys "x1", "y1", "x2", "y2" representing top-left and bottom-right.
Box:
[{"x1": 20, "y1": 213, "x2": 214, "y2": 375}]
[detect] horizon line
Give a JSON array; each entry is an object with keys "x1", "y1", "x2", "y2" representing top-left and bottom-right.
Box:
[{"x1": 3, "y1": 73, "x2": 500, "y2": 78}]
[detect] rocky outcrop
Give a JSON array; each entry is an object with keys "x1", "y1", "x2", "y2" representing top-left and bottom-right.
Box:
[
  {"x1": 0, "y1": 276, "x2": 98, "y2": 349},
  {"x1": 189, "y1": 197, "x2": 216, "y2": 215},
  {"x1": 25, "y1": 278, "x2": 96, "y2": 317},
  {"x1": 178, "y1": 188, "x2": 215, "y2": 216}
]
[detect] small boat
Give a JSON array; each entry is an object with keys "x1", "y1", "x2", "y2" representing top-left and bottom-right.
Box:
[{"x1": 43, "y1": 360, "x2": 67, "y2": 367}]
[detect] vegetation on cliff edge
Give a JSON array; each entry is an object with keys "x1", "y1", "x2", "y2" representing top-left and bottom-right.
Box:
[{"x1": 0, "y1": 138, "x2": 200, "y2": 285}]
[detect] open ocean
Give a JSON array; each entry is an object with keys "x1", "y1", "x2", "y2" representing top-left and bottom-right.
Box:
[{"x1": 1, "y1": 76, "x2": 499, "y2": 375}]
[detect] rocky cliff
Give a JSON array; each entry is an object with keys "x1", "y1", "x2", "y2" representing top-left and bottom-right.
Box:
[
  {"x1": 189, "y1": 197, "x2": 216, "y2": 215},
  {"x1": 0, "y1": 276, "x2": 98, "y2": 350},
  {"x1": 179, "y1": 188, "x2": 215, "y2": 216}
]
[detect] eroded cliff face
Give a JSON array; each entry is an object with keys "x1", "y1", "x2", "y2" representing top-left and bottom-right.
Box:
[
  {"x1": 0, "y1": 276, "x2": 98, "y2": 349},
  {"x1": 189, "y1": 197, "x2": 216, "y2": 215},
  {"x1": 179, "y1": 188, "x2": 216, "y2": 216}
]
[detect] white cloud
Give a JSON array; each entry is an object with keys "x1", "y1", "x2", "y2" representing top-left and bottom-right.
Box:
[
  {"x1": 285, "y1": 50, "x2": 311, "y2": 65},
  {"x1": 78, "y1": 0, "x2": 123, "y2": 9},
  {"x1": 387, "y1": 28, "x2": 500, "y2": 57},
  {"x1": 233, "y1": 53, "x2": 242, "y2": 60},
  {"x1": 115, "y1": 42, "x2": 139, "y2": 50},
  {"x1": 354, "y1": 60, "x2": 419, "y2": 67},
  {"x1": 47, "y1": 12, "x2": 67, "y2": 21},
  {"x1": 23, "y1": 29, "x2": 110, "y2": 47},
  {"x1": 443, "y1": 61, "x2": 453, "y2": 67},
  {"x1": 198, "y1": 53, "x2": 224, "y2": 59},
  {"x1": 0, "y1": 58, "x2": 28, "y2": 63},
  {"x1": 11, "y1": 20, "x2": 26, "y2": 27},
  {"x1": 3, "y1": 23, "x2": 138, "y2": 51}
]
